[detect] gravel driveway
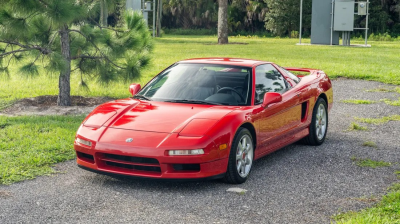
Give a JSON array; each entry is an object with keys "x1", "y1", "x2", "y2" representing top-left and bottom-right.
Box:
[{"x1": 1, "y1": 79, "x2": 399, "y2": 223}]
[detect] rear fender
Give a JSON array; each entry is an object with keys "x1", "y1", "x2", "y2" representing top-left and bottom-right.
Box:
[{"x1": 304, "y1": 72, "x2": 333, "y2": 124}]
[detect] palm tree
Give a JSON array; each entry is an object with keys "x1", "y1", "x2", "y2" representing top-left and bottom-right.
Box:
[{"x1": 218, "y1": 0, "x2": 229, "y2": 44}]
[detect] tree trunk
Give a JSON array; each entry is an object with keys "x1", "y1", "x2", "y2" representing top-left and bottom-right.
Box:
[
  {"x1": 218, "y1": 0, "x2": 228, "y2": 44},
  {"x1": 100, "y1": 0, "x2": 108, "y2": 27},
  {"x1": 156, "y1": 0, "x2": 162, "y2": 37},
  {"x1": 57, "y1": 25, "x2": 71, "y2": 106}
]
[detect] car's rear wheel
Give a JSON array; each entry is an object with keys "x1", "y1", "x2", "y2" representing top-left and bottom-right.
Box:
[
  {"x1": 302, "y1": 97, "x2": 328, "y2": 146},
  {"x1": 224, "y1": 128, "x2": 254, "y2": 184}
]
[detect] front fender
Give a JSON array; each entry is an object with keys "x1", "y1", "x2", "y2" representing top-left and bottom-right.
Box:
[{"x1": 205, "y1": 108, "x2": 255, "y2": 159}]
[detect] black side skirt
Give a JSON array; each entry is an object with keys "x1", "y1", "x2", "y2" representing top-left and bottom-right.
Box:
[{"x1": 77, "y1": 164, "x2": 225, "y2": 182}]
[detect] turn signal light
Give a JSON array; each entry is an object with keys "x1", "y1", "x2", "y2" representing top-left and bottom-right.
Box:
[
  {"x1": 219, "y1": 144, "x2": 227, "y2": 150},
  {"x1": 168, "y1": 149, "x2": 204, "y2": 156}
]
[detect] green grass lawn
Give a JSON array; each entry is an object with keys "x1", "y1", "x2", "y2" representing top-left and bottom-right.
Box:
[
  {"x1": 0, "y1": 116, "x2": 84, "y2": 184},
  {"x1": 341, "y1": 99, "x2": 375, "y2": 104},
  {"x1": 1, "y1": 35, "x2": 400, "y2": 108},
  {"x1": 334, "y1": 183, "x2": 400, "y2": 224}
]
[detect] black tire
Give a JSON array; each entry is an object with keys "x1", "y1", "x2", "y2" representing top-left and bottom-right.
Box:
[
  {"x1": 223, "y1": 128, "x2": 254, "y2": 184},
  {"x1": 302, "y1": 97, "x2": 328, "y2": 146}
]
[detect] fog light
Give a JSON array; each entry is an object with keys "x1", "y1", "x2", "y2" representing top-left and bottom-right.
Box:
[
  {"x1": 168, "y1": 149, "x2": 204, "y2": 156},
  {"x1": 76, "y1": 137, "x2": 92, "y2": 147}
]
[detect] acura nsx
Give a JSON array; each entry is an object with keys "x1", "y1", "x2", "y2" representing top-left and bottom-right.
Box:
[{"x1": 74, "y1": 58, "x2": 333, "y2": 184}]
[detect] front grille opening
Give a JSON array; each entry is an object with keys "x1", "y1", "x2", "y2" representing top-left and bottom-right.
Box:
[
  {"x1": 105, "y1": 161, "x2": 161, "y2": 173},
  {"x1": 173, "y1": 164, "x2": 200, "y2": 172},
  {"x1": 77, "y1": 152, "x2": 95, "y2": 164},
  {"x1": 104, "y1": 153, "x2": 159, "y2": 165}
]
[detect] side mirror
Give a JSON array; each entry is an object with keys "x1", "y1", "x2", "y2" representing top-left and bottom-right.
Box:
[
  {"x1": 129, "y1": 83, "x2": 141, "y2": 96},
  {"x1": 261, "y1": 92, "x2": 282, "y2": 108}
]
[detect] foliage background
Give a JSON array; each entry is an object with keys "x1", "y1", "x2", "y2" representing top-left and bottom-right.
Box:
[{"x1": 161, "y1": 0, "x2": 400, "y2": 37}]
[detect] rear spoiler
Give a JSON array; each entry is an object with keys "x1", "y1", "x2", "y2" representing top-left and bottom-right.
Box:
[
  {"x1": 283, "y1": 67, "x2": 323, "y2": 77},
  {"x1": 284, "y1": 67, "x2": 318, "y2": 73}
]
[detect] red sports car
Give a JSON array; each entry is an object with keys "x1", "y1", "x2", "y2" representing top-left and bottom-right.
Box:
[{"x1": 74, "y1": 58, "x2": 333, "y2": 184}]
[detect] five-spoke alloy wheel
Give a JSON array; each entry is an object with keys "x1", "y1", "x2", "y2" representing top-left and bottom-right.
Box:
[
  {"x1": 236, "y1": 135, "x2": 254, "y2": 178},
  {"x1": 316, "y1": 103, "x2": 327, "y2": 140},
  {"x1": 224, "y1": 128, "x2": 254, "y2": 184}
]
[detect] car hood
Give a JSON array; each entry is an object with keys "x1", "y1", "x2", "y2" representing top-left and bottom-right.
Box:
[{"x1": 92, "y1": 99, "x2": 236, "y2": 133}]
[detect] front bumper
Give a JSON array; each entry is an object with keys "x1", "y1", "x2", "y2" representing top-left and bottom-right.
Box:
[
  {"x1": 75, "y1": 145, "x2": 228, "y2": 180},
  {"x1": 74, "y1": 123, "x2": 230, "y2": 180}
]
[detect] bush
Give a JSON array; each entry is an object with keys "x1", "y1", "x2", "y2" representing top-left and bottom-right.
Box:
[
  {"x1": 368, "y1": 32, "x2": 398, "y2": 41},
  {"x1": 290, "y1": 31, "x2": 299, "y2": 38},
  {"x1": 351, "y1": 32, "x2": 400, "y2": 41}
]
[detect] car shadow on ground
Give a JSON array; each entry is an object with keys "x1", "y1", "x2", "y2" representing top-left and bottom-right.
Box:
[
  {"x1": 87, "y1": 141, "x2": 317, "y2": 192},
  {"x1": 87, "y1": 129, "x2": 399, "y2": 196}
]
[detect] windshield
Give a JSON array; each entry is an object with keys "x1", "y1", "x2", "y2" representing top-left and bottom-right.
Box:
[{"x1": 137, "y1": 63, "x2": 252, "y2": 106}]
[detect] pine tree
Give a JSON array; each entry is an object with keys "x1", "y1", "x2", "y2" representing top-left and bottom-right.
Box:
[{"x1": 0, "y1": 0, "x2": 152, "y2": 106}]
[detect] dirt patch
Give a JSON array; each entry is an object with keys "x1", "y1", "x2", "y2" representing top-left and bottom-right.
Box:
[
  {"x1": 15, "y1": 95, "x2": 115, "y2": 107},
  {"x1": 0, "y1": 191, "x2": 12, "y2": 198},
  {"x1": 0, "y1": 95, "x2": 116, "y2": 116}
]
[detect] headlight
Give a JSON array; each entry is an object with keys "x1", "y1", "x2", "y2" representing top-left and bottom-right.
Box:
[
  {"x1": 76, "y1": 137, "x2": 92, "y2": 147},
  {"x1": 168, "y1": 149, "x2": 204, "y2": 156}
]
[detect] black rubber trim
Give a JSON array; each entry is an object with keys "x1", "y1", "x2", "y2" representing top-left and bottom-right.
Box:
[{"x1": 77, "y1": 164, "x2": 225, "y2": 182}]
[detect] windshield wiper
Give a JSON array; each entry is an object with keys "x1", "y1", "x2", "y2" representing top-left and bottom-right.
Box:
[
  {"x1": 164, "y1": 99, "x2": 223, "y2": 105},
  {"x1": 133, "y1": 95, "x2": 152, "y2": 101}
]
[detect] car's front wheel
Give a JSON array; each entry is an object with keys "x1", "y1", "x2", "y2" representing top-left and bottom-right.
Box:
[{"x1": 224, "y1": 128, "x2": 254, "y2": 184}]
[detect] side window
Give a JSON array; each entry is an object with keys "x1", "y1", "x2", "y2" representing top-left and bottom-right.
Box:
[{"x1": 255, "y1": 64, "x2": 288, "y2": 104}]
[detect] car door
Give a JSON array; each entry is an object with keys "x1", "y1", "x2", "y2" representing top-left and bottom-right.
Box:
[{"x1": 252, "y1": 64, "x2": 302, "y2": 157}]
